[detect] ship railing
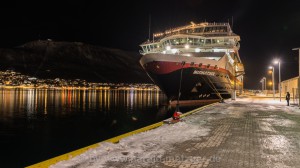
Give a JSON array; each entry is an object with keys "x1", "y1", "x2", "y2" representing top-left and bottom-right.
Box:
[
  {"x1": 141, "y1": 43, "x2": 236, "y2": 55},
  {"x1": 207, "y1": 22, "x2": 229, "y2": 26}
]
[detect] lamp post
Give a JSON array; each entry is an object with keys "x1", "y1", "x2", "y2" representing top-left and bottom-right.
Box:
[
  {"x1": 269, "y1": 66, "x2": 275, "y2": 99},
  {"x1": 263, "y1": 77, "x2": 266, "y2": 91},
  {"x1": 274, "y1": 60, "x2": 281, "y2": 101},
  {"x1": 260, "y1": 77, "x2": 266, "y2": 91},
  {"x1": 260, "y1": 79, "x2": 264, "y2": 91},
  {"x1": 292, "y1": 48, "x2": 300, "y2": 107}
]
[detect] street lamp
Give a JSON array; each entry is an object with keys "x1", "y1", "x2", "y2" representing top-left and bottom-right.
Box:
[
  {"x1": 260, "y1": 77, "x2": 266, "y2": 92},
  {"x1": 274, "y1": 59, "x2": 281, "y2": 101},
  {"x1": 269, "y1": 66, "x2": 275, "y2": 99},
  {"x1": 263, "y1": 77, "x2": 266, "y2": 90}
]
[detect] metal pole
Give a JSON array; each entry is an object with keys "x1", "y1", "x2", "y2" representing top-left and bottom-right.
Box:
[
  {"x1": 279, "y1": 62, "x2": 281, "y2": 101},
  {"x1": 264, "y1": 77, "x2": 266, "y2": 91},
  {"x1": 272, "y1": 67, "x2": 275, "y2": 99}
]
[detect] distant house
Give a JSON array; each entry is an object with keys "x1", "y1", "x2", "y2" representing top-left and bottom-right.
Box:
[{"x1": 280, "y1": 76, "x2": 298, "y2": 97}]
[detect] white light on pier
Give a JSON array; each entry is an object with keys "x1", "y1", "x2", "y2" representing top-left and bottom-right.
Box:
[
  {"x1": 166, "y1": 46, "x2": 171, "y2": 50},
  {"x1": 185, "y1": 44, "x2": 190, "y2": 49},
  {"x1": 195, "y1": 48, "x2": 201, "y2": 52}
]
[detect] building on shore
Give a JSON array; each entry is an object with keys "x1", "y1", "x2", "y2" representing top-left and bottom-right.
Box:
[{"x1": 280, "y1": 76, "x2": 298, "y2": 98}]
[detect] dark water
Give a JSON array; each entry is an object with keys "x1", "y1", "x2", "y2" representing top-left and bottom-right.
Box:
[{"x1": 0, "y1": 88, "x2": 202, "y2": 167}]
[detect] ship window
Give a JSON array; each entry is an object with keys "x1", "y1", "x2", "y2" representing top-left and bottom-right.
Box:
[
  {"x1": 205, "y1": 39, "x2": 211, "y2": 45},
  {"x1": 146, "y1": 45, "x2": 151, "y2": 51},
  {"x1": 161, "y1": 42, "x2": 165, "y2": 48},
  {"x1": 220, "y1": 26, "x2": 227, "y2": 32},
  {"x1": 179, "y1": 29, "x2": 186, "y2": 34},
  {"x1": 211, "y1": 27, "x2": 216, "y2": 32},
  {"x1": 179, "y1": 38, "x2": 187, "y2": 45},
  {"x1": 142, "y1": 46, "x2": 147, "y2": 52},
  {"x1": 204, "y1": 27, "x2": 213, "y2": 32},
  {"x1": 162, "y1": 40, "x2": 168, "y2": 46},
  {"x1": 194, "y1": 28, "x2": 204, "y2": 33},
  {"x1": 195, "y1": 38, "x2": 205, "y2": 46},
  {"x1": 217, "y1": 38, "x2": 224, "y2": 43},
  {"x1": 186, "y1": 29, "x2": 193, "y2": 33},
  {"x1": 164, "y1": 40, "x2": 170, "y2": 46},
  {"x1": 166, "y1": 40, "x2": 170, "y2": 46},
  {"x1": 191, "y1": 38, "x2": 197, "y2": 45},
  {"x1": 171, "y1": 39, "x2": 177, "y2": 45},
  {"x1": 194, "y1": 38, "x2": 201, "y2": 45},
  {"x1": 175, "y1": 38, "x2": 181, "y2": 45},
  {"x1": 150, "y1": 45, "x2": 154, "y2": 50}
]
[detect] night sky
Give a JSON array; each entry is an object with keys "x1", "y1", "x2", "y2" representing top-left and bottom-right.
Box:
[{"x1": 1, "y1": 0, "x2": 300, "y2": 89}]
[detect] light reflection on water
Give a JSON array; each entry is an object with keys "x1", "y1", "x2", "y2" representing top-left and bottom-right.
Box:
[
  {"x1": 0, "y1": 88, "x2": 163, "y2": 118},
  {"x1": 0, "y1": 88, "x2": 180, "y2": 167},
  {"x1": 0, "y1": 88, "x2": 203, "y2": 167}
]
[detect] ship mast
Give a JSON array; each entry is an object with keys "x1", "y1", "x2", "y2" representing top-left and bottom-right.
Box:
[{"x1": 148, "y1": 14, "x2": 151, "y2": 41}]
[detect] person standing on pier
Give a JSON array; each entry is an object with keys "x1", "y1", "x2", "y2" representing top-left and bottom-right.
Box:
[{"x1": 286, "y1": 92, "x2": 290, "y2": 106}]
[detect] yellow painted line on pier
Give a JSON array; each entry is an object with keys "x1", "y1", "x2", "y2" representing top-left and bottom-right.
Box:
[
  {"x1": 26, "y1": 102, "x2": 218, "y2": 168},
  {"x1": 180, "y1": 102, "x2": 218, "y2": 118},
  {"x1": 26, "y1": 122, "x2": 163, "y2": 168},
  {"x1": 26, "y1": 142, "x2": 100, "y2": 168},
  {"x1": 104, "y1": 121, "x2": 164, "y2": 143}
]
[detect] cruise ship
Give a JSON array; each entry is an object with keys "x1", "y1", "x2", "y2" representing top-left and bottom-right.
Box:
[{"x1": 139, "y1": 22, "x2": 244, "y2": 104}]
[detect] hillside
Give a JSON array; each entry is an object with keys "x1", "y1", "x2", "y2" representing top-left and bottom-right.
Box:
[{"x1": 0, "y1": 40, "x2": 152, "y2": 83}]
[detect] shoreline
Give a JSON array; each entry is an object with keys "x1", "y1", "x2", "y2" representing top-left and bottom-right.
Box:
[{"x1": 0, "y1": 85, "x2": 159, "y2": 91}]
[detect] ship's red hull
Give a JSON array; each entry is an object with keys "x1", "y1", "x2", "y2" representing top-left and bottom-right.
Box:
[{"x1": 140, "y1": 54, "x2": 241, "y2": 102}]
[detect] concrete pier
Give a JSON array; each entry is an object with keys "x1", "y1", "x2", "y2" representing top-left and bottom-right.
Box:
[{"x1": 45, "y1": 96, "x2": 300, "y2": 167}]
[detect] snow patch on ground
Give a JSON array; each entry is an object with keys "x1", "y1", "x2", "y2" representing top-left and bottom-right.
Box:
[
  {"x1": 262, "y1": 118, "x2": 296, "y2": 127},
  {"x1": 50, "y1": 96, "x2": 300, "y2": 168},
  {"x1": 51, "y1": 120, "x2": 210, "y2": 168},
  {"x1": 259, "y1": 121, "x2": 276, "y2": 132},
  {"x1": 261, "y1": 135, "x2": 292, "y2": 167}
]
